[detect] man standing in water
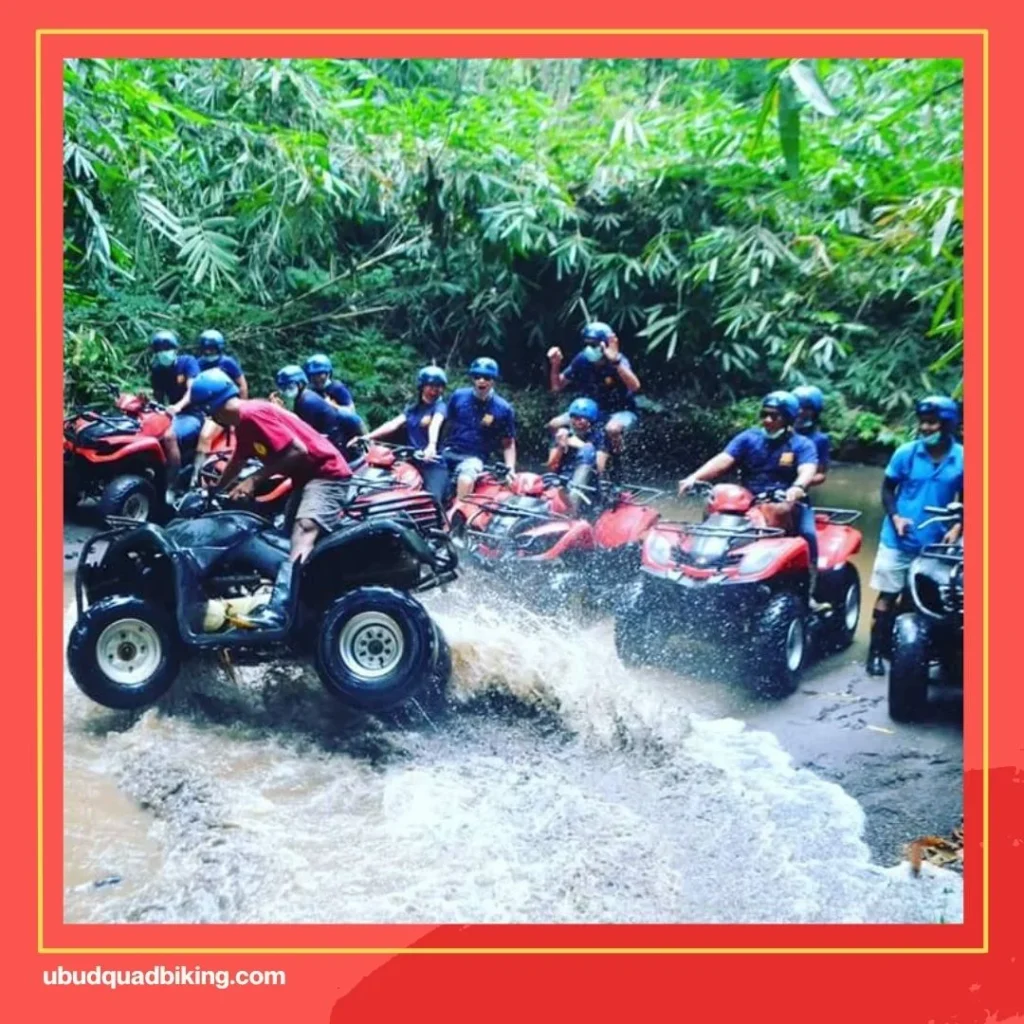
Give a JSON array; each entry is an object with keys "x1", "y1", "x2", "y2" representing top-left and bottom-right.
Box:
[{"x1": 864, "y1": 396, "x2": 964, "y2": 676}]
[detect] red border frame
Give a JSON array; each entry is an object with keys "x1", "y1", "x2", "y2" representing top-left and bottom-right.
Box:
[{"x1": 7, "y1": 2, "x2": 1021, "y2": 1020}]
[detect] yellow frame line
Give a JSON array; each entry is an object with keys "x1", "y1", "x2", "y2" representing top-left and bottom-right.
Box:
[
  {"x1": 39, "y1": 27, "x2": 986, "y2": 35},
  {"x1": 38, "y1": 946, "x2": 988, "y2": 955},
  {"x1": 37, "y1": 29, "x2": 983, "y2": 958}
]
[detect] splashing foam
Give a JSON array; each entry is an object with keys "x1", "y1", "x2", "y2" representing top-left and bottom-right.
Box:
[{"x1": 63, "y1": 595, "x2": 963, "y2": 925}]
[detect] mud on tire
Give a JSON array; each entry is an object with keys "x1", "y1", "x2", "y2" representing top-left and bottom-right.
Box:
[
  {"x1": 749, "y1": 591, "x2": 806, "y2": 698},
  {"x1": 97, "y1": 474, "x2": 158, "y2": 524},
  {"x1": 67, "y1": 595, "x2": 181, "y2": 710},
  {"x1": 888, "y1": 612, "x2": 931, "y2": 722}
]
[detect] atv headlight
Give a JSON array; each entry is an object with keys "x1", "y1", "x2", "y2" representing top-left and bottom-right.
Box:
[
  {"x1": 644, "y1": 531, "x2": 674, "y2": 567},
  {"x1": 737, "y1": 546, "x2": 776, "y2": 576}
]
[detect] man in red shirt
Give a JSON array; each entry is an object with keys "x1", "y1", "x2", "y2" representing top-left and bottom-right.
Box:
[{"x1": 189, "y1": 369, "x2": 354, "y2": 629}]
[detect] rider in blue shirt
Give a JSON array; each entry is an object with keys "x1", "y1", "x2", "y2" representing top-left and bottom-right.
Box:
[
  {"x1": 275, "y1": 365, "x2": 365, "y2": 451},
  {"x1": 547, "y1": 321, "x2": 642, "y2": 452},
  {"x1": 865, "y1": 396, "x2": 964, "y2": 675},
  {"x1": 678, "y1": 391, "x2": 824, "y2": 607},
  {"x1": 441, "y1": 357, "x2": 517, "y2": 500},
  {"x1": 149, "y1": 330, "x2": 203, "y2": 499},
  {"x1": 302, "y1": 353, "x2": 355, "y2": 412},
  {"x1": 546, "y1": 397, "x2": 609, "y2": 514},
  {"x1": 196, "y1": 329, "x2": 248, "y2": 398},
  {"x1": 791, "y1": 384, "x2": 832, "y2": 594},
  {"x1": 358, "y1": 365, "x2": 450, "y2": 503}
]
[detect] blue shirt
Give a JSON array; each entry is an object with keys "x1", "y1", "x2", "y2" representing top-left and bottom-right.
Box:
[
  {"x1": 442, "y1": 387, "x2": 517, "y2": 461},
  {"x1": 724, "y1": 428, "x2": 818, "y2": 494},
  {"x1": 879, "y1": 439, "x2": 964, "y2": 553},
  {"x1": 151, "y1": 354, "x2": 200, "y2": 406},
  {"x1": 562, "y1": 352, "x2": 638, "y2": 416},
  {"x1": 294, "y1": 389, "x2": 363, "y2": 448},
  {"x1": 557, "y1": 424, "x2": 608, "y2": 473},
  {"x1": 403, "y1": 398, "x2": 448, "y2": 450},
  {"x1": 797, "y1": 428, "x2": 830, "y2": 470},
  {"x1": 312, "y1": 380, "x2": 354, "y2": 408},
  {"x1": 197, "y1": 354, "x2": 244, "y2": 382}
]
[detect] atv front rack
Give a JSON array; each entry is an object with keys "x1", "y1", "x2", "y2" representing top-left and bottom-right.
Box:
[{"x1": 813, "y1": 506, "x2": 862, "y2": 525}]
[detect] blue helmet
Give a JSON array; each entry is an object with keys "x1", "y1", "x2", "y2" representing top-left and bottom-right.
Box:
[
  {"x1": 916, "y1": 395, "x2": 960, "y2": 428},
  {"x1": 150, "y1": 330, "x2": 179, "y2": 352},
  {"x1": 792, "y1": 384, "x2": 825, "y2": 415},
  {"x1": 417, "y1": 365, "x2": 448, "y2": 388},
  {"x1": 761, "y1": 390, "x2": 800, "y2": 425},
  {"x1": 190, "y1": 368, "x2": 240, "y2": 412},
  {"x1": 303, "y1": 353, "x2": 333, "y2": 377},
  {"x1": 581, "y1": 321, "x2": 615, "y2": 343},
  {"x1": 468, "y1": 357, "x2": 499, "y2": 380},
  {"x1": 197, "y1": 329, "x2": 226, "y2": 353},
  {"x1": 567, "y1": 397, "x2": 599, "y2": 423},
  {"x1": 275, "y1": 364, "x2": 308, "y2": 390}
]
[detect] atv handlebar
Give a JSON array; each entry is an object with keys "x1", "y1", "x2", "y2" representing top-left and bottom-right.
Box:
[{"x1": 918, "y1": 502, "x2": 964, "y2": 530}]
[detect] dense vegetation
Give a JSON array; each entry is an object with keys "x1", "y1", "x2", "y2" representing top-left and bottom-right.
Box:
[{"x1": 63, "y1": 57, "x2": 963, "y2": 466}]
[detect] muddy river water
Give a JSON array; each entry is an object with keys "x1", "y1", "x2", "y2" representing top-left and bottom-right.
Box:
[{"x1": 62, "y1": 464, "x2": 963, "y2": 925}]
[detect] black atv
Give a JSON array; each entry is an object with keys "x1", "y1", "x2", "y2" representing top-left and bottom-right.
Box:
[
  {"x1": 66, "y1": 485, "x2": 458, "y2": 716},
  {"x1": 888, "y1": 503, "x2": 964, "y2": 722}
]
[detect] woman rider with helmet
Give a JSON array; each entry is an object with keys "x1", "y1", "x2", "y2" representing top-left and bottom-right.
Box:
[
  {"x1": 546, "y1": 397, "x2": 609, "y2": 514},
  {"x1": 302, "y1": 353, "x2": 356, "y2": 414},
  {"x1": 864, "y1": 395, "x2": 964, "y2": 676},
  {"x1": 677, "y1": 391, "x2": 826, "y2": 609},
  {"x1": 351, "y1": 365, "x2": 450, "y2": 503}
]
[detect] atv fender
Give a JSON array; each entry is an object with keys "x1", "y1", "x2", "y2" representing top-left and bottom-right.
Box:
[
  {"x1": 301, "y1": 520, "x2": 435, "y2": 607},
  {"x1": 593, "y1": 503, "x2": 659, "y2": 549},
  {"x1": 815, "y1": 522, "x2": 863, "y2": 571}
]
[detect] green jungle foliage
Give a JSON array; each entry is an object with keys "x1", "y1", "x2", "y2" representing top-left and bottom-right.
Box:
[{"x1": 64, "y1": 57, "x2": 964, "y2": 463}]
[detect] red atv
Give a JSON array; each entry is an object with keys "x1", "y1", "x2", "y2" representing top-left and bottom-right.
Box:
[
  {"x1": 614, "y1": 481, "x2": 863, "y2": 696},
  {"x1": 342, "y1": 442, "x2": 447, "y2": 534},
  {"x1": 63, "y1": 388, "x2": 227, "y2": 522},
  {"x1": 447, "y1": 468, "x2": 664, "y2": 612}
]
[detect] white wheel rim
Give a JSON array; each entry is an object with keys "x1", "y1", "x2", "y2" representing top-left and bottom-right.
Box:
[
  {"x1": 785, "y1": 617, "x2": 805, "y2": 672},
  {"x1": 96, "y1": 618, "x2": 162, "y2": 686},
  {"x1": 844, "y1": 582, "x2": 860, "y2": 631},
  {"x1": 338, "y1": 611, "x2": 406, "y2": 681},
  {"x1": 121, "y1": 492, "x2": 150, "y2": 521}
]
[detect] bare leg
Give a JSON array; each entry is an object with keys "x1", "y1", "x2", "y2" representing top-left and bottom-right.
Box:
[
  {"x1": 456, "y1": 473, "x2": 474, "y2": 500},
  {"x1": 290, "y1": 518, "x2": 321, "y2": 563}
]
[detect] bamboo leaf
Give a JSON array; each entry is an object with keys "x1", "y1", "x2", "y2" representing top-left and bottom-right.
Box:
[{"x1": 787, "y1": 61, "x2": 839, "y2": 117}]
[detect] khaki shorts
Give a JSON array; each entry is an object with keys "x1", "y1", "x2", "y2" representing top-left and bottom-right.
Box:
[
  {"x1": 869, "y1": 543, "x2": 916, "y2": 595},
  {"x1": 290, "y1": 478, "x2": 352, "y2": 531}
]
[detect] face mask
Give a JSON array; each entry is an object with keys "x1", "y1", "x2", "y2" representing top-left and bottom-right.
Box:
[
  {"x1": 282, "y1": 386, "x2": 299, "y2": 401},
  {"x1": 795, "y1": 416, "x2": 814, "y2": 433},
  {"x1": 762, "y1": 426, "x2": 786, "y2": 441},
  {"x1": 921, "y1": 430, "x2": 944, "y2": 447},
  {"x1": 153, "y1": 350, "x2": 176, "y2": 368},
  {"x1": 582, "y1": 345, "x2": 603, "y2": 363},
  {"x1": 199, "y1": 354, "x2": 220, "y2": 368}
]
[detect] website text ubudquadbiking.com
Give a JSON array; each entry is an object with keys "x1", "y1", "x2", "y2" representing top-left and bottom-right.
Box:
[{"x1": 42, "y1": 965, "x2": 286, "y2": 990}]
